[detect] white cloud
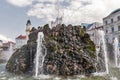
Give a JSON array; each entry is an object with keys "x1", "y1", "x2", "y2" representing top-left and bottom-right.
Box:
[
  {"x1": 36, "y1": 0, "x2": 57, "y2": 3},
  {"x1": 7, "y1": 0, "x2": 120, "y2": 24},
  {"x1": 27, "y1": 3, "x2": 57, "y2": 22},
  {"x1": 7, "y1": 0, "x2": 33, "y2": 7},
  {"x1": 0, "y1": 34, "x2": 13, "y2": 43}
]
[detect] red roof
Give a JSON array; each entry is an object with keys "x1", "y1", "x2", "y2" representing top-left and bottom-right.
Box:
[{"x1": 16, "y1": 35, "x2": 26, "y2": 39}]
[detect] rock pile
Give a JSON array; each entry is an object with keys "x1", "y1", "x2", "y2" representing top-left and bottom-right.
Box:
[{"x1": 6, "y1": 24, "x2": 96, "y2": 76}]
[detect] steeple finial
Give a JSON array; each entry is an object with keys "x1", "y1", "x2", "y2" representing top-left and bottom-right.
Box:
[{"x1": 26, "y1": 19, "x2": 31, "y2": 26}]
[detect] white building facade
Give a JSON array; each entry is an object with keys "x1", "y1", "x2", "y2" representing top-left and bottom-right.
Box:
[
  {"x1": 103, "y1": 8, "x2": 120, "y2": 45},
  {"x1": 84, "y1": 22, "x2": 103, "y2": 47}
]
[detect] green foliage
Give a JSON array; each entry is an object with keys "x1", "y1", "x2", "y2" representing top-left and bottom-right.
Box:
[
  {"x1": 88, "y1": 41, "x2": 96, "y2": 52},
  {"x1": 80, "y1": 28, "x2": 85, "y2": 37},
  {"x1": 51, "y1": 45, "x2": 57, "y2": 52},
  {"x1": 43, "y1": 24, "x2": 49, "y2": 29},
  {"x1": 83, "y1": 26, "x2": 86, "y2": 31},
  {"x1": 87, "y1": 45, "x2": 95, "y2": 52}
]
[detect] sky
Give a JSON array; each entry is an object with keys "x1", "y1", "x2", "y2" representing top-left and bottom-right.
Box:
[{"x1": 0, "y1": 0, "x2": 120, "y2": 42}]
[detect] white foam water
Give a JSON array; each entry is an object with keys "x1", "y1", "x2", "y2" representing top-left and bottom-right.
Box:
[
  {"x1": 110, "y1": 77, "x2": 118, "y2": 80},
  {"x1": 34, "y1": 32, "x2": 47, "y2": 77},
  {"x1": 98, "y1": 30, "x2": 109, "y2": 74},
  {"x1": 113, "y1": 37, "x2": 119, "y2": 67}
]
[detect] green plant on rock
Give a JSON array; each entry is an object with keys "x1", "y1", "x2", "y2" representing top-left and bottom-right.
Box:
[
  {"x1": 50, "y1": 44, "x2": 58, "y2": 52},
  {"x1": 43, "y1": 24, "x2": 50, "y2": 36},
  {"x1": 87, "y1": 44, "x2": 95, "y2": 52},
  {"x1": 43, "y1": 24, "x2": 50, "y2": 30},
  {"x1": 83, "y1": 26, "x2": 86, "y2": 31},
  {"x1": 79, "y1": 28, "x2": 86, "y2": 37}
]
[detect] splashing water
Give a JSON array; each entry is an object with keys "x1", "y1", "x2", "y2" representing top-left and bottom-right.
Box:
[
  {"x1": 8, "y1": 43, "x2": 13, "y2": 60},
  {"x1": 93, "y1": 30, "x2": 109, "y2": 75},
  {"x1": 35, "y1": 32, "x2": 47, "y2": 77},
  {"x1": 110, "y1": 77, "x2": 118, "y2": 80},
  {"x1": 98, "y1": 30, "x2": 109, "y2": 74},
  {"x1": 113, "y1": 37, "x2": 119, "y2": 67}
]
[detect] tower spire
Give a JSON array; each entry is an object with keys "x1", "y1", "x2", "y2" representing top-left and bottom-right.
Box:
[{"x1": 26, "y1": 19, "x2": 31, "y2": 26}]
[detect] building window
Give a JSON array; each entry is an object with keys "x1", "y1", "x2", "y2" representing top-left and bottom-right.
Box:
[
  {"x1": 106, "y1": 29, "x2": 108, "y2": 33},
  {"x1": 119, "y1": 36, "x2": 120, "y2": 43},
  {"x1": 118, "y1": 26, "x2": 120, "y2": 31},
  {"x1": 111, "y1": 27, "x2": 114, "y2": 32},
  {"x1": 105, "y1": 21, "x2": 108, "y2": 25},
  {"x1": 92, "y1": 33, "x2": 94, "y2": 36},
  {"x1": 118, "y1": 16, "x2": 120, "y2": 21},
  {"x1": 111, "y1": 19, "x2": 113, "y2": 23}
]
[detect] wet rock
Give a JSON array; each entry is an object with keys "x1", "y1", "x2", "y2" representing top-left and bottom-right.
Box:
[
  {"x1": 6, "y1": 43, "x2": 37, "y2": 74},
  {"x1": 6, "y1": 24, "x2": 96, "y2": 76}
]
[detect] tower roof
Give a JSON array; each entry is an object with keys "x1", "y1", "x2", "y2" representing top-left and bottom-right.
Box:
[
  {"x1": 16, "y1": 35, "x2": 26, "y2": 39},
  {"x1": 26, "y1": 19, "x2": 31, "y2": 25},
  {"x1": 110, "y1": 8, "x2": 120, "y2": 15}
]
